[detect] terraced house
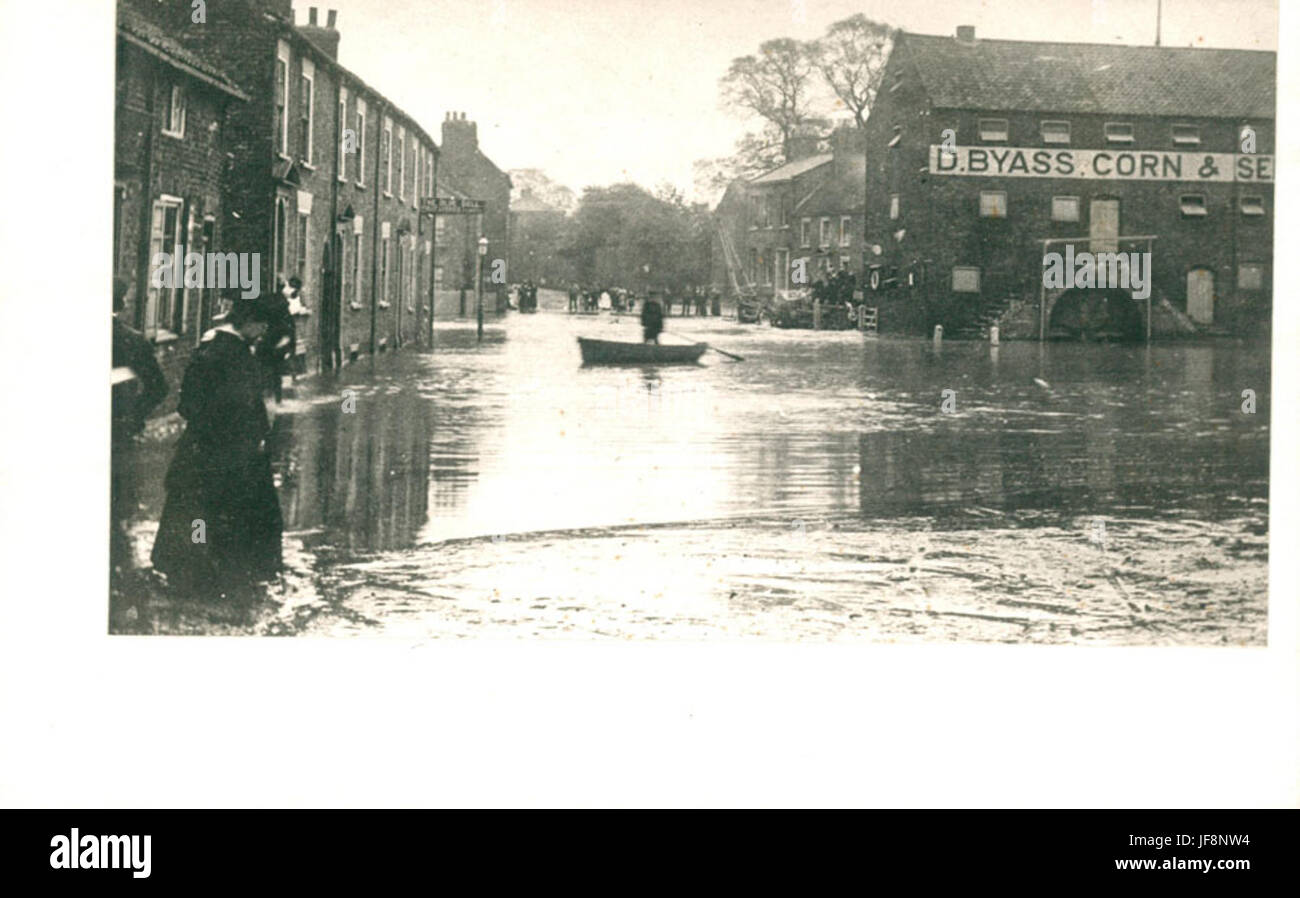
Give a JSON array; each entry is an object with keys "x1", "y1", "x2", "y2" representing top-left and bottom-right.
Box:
[
  {"x1": 118, "y1": 0, "x2": 510, "y2": 375},
  {"x1": 114, "y1": 2, "x2": 249, "y2": 405},
  {"x1": 862, "y1": 26, "x2": 1275, "y2": 339}
]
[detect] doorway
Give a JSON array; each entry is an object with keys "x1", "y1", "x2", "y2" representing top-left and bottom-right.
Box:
[{"x1": 1186, "y1": 268, "x2": 1215, "y2": 325}]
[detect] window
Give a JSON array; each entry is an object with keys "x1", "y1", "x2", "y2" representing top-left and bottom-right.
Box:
[
  {"x1": 840, "y1": 216, "x2": 852, "y2": 246},
  {"x1": 275, "y1": 42, "x2": 290, "y2": 157},
  {"x1": 413, "y1": 143, "x2": 420, "y2": 208},
  {"x1": 382, "y1": 118, "x2": 392, "y2": 195},
  {"x1": 761, "y1": 250, "x2": 772, "y2": 285},
  {"x1": 1104, "y1": 122, "x2": 1134, "y2": 144},
  {"x1": 979, "y1": 191, "x2": 1007, "y2": 218},
  {"x1": 274, "y1": 197, "x2": 289, "y2": 277},
  {"x1": 1179, "y1": 194, "x2": 1207, "y2": 217},
  {"x1": 888, "y1": 125, "x2": 902, "y2": 148},
  {"x1": 1051, "y1": 196, "x2": 1080, "y2": 222},
  {"x1": 161, "y1": 84, "x2": 185, "y2": 137},
  {"x1": 1240, "y1": 196, "x2": 1265, "y2": 217},
  {"x1": 800, "y1": 218, "x2": 811, "y2": 248},
  {"x1": 434, "y1": 265, "x2": 444, "y2": 288},
  {"x1": 1237, "y1": 264, "x2": 1264, "y2": 290},
  {"x1": 889, "y1": 194, "x2": 899, "y2": 221},
  {"x1": 397, "y1": 127, "x2": 406, "y2": 200},
  {"x1": 380, "y1": 236, "x2": 391, "y2": 306},
  {"x1": 1040, "y1": 120, "x2": 1070, "y2": 144},
  {"x1": 297, "y1": 212, "x2": 309, "y2": 281},
  {"x1": 338, "y1": 89, "x2": 348, "y2": 182},
  {"x1": 748, "y1": 248, "x2": 758, "y2": 282},
  {"x1": 840, "y1": 255, "x2": 851, "y2": 270},
  {"x1": 145, "y1": 197, "x2": 184, "y2": 336},
  {"x1": 299, "y1": 59, "x2": 314, "y2": 164},
  {"x1": 355, "y1": 98, "x2": 367, "y2": 186},
  {"x1": 978, "y1": 118, "x2": 1008, "y2": 142},
  {"x1": 435, "y1": 216, "x2": 446, "y2": 239},
  {"x1": 1172, "y1": 123, "x2": 1200, "y2": 146},
  {"x1": 352, "y1": 230, "x2": 364, "y2": 308},
  {"x1": 819, "y1": 217, "x2": 832, "y2": 246},
  {"x1": 952, "y1": 266, "x2": 980, "y2": 292}
]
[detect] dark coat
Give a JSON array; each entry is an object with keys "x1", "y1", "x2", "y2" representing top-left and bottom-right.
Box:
[
  {"x1": 640, "y1": 298, "x2": 664, "y2": 341},
  {"x1": 111, "y1": 317, "x2": 167, "y2": 441},
  {"x1": 151, "y1": 328, "x2": 282, "y2": 596}
]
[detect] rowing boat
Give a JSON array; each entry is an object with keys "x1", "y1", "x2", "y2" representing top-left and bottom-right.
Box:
[{"x1": 577, "y1": 337, "x2": 707, "y2": 365}]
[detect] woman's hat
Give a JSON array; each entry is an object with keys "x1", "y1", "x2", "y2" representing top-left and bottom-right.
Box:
[{"x1": 228, "y1": 295, "x2": 279, "y2": 326}]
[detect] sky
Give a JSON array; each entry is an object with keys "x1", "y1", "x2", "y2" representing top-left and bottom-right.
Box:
[{"x1": 315, "y1": 0, "x2": 1278, "y2": 200}]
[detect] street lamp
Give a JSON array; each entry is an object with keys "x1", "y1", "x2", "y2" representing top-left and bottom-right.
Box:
[{"x1": 476, "y1": 235, "x2": 489, "y2": 342}]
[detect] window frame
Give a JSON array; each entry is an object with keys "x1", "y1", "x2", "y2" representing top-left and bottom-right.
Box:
[
  {"x1": 296, "y1": 211, "x2": 310, "y2": 281},
  {"x1": 355, "y1": 98, "x2": 367, "y2": 187},
  {"x1": 146, "y1": 196, "x2": 185, "y2": 339},
  {"x1": 1237, "y1": 263, "x2": 1264, "y2": 291},
  {"x1": 1040, "y1": 120, "x2": 1070, "y2": 144},
  {"x1": 839, "y1": 215, "x2": 852, "y2": 247},
  {"x1": 1239, "y1": 195, "x2": 1265, "y2": 217},
  {"x1": 978, "y1": 117, "x2": 1009, "y2": 142},
  {"x1": 382, "y1": 117, "x2": 393, "y2": 196},
  {"x1": 275, "y1": 41, "x2": 291, "y2": 158},
  {"x1": 889, "y1": 194, "x2": 900, "y2": 221},
  {"x1": 1179, "y1": 193, "x2": 1208, "y2": 218},
  {"x1": 819, "y1": 217, "x2": 832, "y2": 247},
  {"x1": 1172, "y1": 123, "x2": 1201, "y2": 147},
  {"x1": 1104, "y1": 122, "x2": 1134, "y2": 144},
  {"x1": 161, "y1": 83, "x2": 186, "y2": 138},
  {"x1": 800, "y1": 217, "x2": 811, "y2": 248},
  {"x1": 299, "y1": 58, "x2": 315, "y2": 165},
  {"x1": 397, "y1": 126, "x2": 406, "y2": 200},
  {"x1": 338, "y1": 88, "x2": 348, "y2": 182}
]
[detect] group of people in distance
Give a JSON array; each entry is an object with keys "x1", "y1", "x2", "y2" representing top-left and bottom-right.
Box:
[
  {"x1": 564, "y1": 283, "x2": 722, "y2": 319},
  {"x1": 110, "y1": 274, "x2": 311, "y2": 612}
]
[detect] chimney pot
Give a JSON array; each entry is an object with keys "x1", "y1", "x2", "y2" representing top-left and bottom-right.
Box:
[
  {"x1": 956, "y1": 25, "x2": 976, "y2": 43},
  {"x1": 327, "y1": 9, "x2": 337, "y2": 28},
  {"x1": 309, "y1": 7, "x2": 318, "y2": 25}
]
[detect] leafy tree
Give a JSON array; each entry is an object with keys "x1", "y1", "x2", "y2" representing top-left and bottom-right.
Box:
[{"x1": 720, "y1": 38, "x2": 829, "y2": 162}]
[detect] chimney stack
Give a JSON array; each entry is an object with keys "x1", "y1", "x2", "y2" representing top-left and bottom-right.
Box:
[
  {"x1": 299, "y1": 8, "x2": 341, "y2": 60},
  {"x1": 956, "y1": 25, "x2": 976, "y2": 44}
]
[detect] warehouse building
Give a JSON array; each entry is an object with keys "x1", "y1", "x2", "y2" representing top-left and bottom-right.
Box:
[{"x1": 861, "y1": 26, "x2": 1275, "y2": 339}]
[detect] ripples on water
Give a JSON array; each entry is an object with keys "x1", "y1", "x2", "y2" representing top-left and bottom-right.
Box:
[{"x1": 123, "y1": 295, "x2": 1269, "y2": 643}]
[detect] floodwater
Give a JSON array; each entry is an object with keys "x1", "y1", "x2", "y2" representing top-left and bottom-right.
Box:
[{"x1": 118, "y1": 292, "x2": 1270, "y2": 643}]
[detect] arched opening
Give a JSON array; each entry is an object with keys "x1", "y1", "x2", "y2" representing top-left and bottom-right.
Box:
[{"x1": 1048, "y1": 287, "x2": 1144, "y2": 342}]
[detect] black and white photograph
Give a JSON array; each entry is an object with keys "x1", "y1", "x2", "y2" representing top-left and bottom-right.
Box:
[
  {"x1": 1, "y1": 0, "x2": 1297, "y2": 816},
  {"x1": 103, "y1": 0, "x2": 1274, "y2": 645}
]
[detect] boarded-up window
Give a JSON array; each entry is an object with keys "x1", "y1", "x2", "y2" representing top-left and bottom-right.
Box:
[
  {"x1": 1051, "y1": 196, "x2": 1080, "y2": 222},
  {"x1": 1172, "y1": 123, "x2": 1200, "y2": 146},
  {"x1": 1240, "y1": 196, "x2": 1265, "y2": 217},
  {"x1": 979, "y1": 191, "x2": 1007, "y2": 218},
  {"x1": 952, "y1": 267, "x2": 980, "y2": 293},
  {"x1": 1238, "y1": 264, "x2": 1264, "y2": 290}
]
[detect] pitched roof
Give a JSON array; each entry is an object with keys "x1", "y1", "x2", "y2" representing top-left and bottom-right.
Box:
[
  {"x1": 900, "y1": 32, "x2": 1275, "y2": 119},
  {"x1": 750, "y1": 154, "x2": 833, "y2": 185},
  {"x1": 117, "y1": 5, "x2": 247, "y2": 100}
]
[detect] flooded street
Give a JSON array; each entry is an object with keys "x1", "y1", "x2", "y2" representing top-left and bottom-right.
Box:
[{"x1": 119, "y1": 293, "x2": 1269, "y2": 644}]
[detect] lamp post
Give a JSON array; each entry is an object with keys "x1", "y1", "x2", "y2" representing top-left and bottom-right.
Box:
[{"x1": 476, "y1": 235, "x2": 488, "y2": 342}]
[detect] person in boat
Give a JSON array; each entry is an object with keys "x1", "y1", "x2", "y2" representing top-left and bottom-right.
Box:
[
  {"x1": 151, "y1": 295, "x2": 283, "y2": 602},
  {"x1": 641, "y1": 289, "x2": 665, "y2": 344}
]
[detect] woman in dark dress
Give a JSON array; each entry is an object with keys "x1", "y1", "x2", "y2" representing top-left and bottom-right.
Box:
[{"x1": 151, "y1": 297, "x2": 283, "y2": 601}]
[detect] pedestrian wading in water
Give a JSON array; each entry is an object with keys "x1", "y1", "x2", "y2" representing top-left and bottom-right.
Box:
[{"x1": 151, "y1": 295, "x2": 283, "y2": 601}]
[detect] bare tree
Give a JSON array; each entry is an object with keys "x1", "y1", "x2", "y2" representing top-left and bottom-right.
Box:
[
  {"x1": 808, "y1": 15, "x2": 895, "y2": 130},
  {"x1": 720, "y1": 38, "x2": 828, "y2": 162}
]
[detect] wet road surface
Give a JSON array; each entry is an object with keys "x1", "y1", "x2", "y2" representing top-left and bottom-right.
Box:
[{"x1": 116, "y1": 293, "x2": 1269, "y2": 643}]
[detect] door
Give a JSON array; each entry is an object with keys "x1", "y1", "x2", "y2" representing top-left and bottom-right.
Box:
[
  {"x1": 1187, "y1": 268, "x2": 1215, "y2": 324},
  {"x1": 1089, "y1": 199, "x2": 1119, "y2": 253},
  {"x1": 321, "y1": 232, "x2": 342, "y2": 370}
]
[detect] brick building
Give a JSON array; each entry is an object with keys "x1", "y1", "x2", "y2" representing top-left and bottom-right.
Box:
[
  {"x1": 862, "y1": 26, "x2": 1275, "y2": 339},
  {"x1": 114, "y1": 3, "x2": 249, "y2": 406},
  {"x1": 434, "y1": 113, "x2": 513, "y2": 315},
  {"x1": 713, "y1": 125, "x2": 866, "y2": 306}
]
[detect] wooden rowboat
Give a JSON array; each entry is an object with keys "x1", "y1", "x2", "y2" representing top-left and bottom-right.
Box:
[{"x1": 577, "y1": 337, "x2": 707, "y2": 365}]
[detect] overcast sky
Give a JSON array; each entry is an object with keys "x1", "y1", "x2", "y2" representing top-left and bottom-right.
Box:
[{"x1": 320, "y1": 0, "x2": 1278, "y2": 200}]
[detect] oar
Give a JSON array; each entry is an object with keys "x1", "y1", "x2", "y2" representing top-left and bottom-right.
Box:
[{"x1": 663, "y1": 330, "x2": 744, "y2": 361}]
